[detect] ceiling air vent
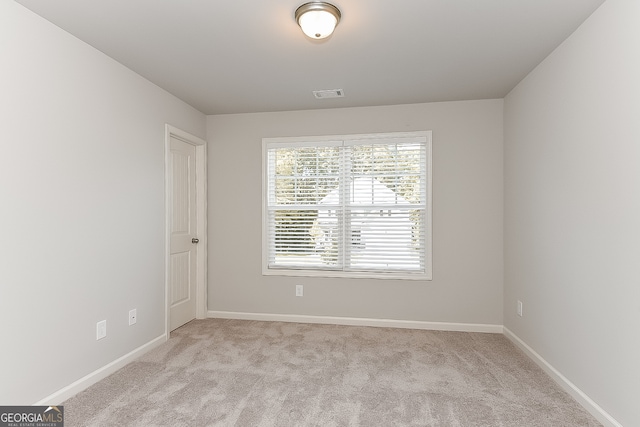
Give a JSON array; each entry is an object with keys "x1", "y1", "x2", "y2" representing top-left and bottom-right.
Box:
[{"x1": 313, "y1": 89, "x2": 345, "y2": 99}]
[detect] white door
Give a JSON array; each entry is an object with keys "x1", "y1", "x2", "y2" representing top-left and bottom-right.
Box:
[{"x1": 169, "y1": 136, "x2": 198, "y2": 331}]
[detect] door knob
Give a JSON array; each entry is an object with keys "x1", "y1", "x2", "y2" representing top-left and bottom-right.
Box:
[{"x1": 192, "y1": 238, "x2": 199, "y2": 244}]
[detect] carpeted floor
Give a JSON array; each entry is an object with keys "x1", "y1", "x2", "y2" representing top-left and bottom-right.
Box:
[{"x1": 63, "y1": 319, "x2": 601, "y2": 426}]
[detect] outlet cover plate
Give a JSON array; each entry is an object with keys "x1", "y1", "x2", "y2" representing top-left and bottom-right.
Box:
[
  {"x1": 96, "y1": 320, "x2": 107, "y2": 340},
  {"x1": 129, "y1": 309, "x2": 137, "y2": 326},
  {"x1": 517, "y1": 300, "x2": 523, "y2": 317}
]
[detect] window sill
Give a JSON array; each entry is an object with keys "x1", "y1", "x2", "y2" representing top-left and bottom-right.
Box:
[{"x1": 262, "y1": 267, "x2": 432, "y2": 281}]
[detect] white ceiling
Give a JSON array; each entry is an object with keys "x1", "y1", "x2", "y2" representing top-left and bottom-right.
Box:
[{"x1": 15, "y1": 0, "x2": 605, "y2": 115}]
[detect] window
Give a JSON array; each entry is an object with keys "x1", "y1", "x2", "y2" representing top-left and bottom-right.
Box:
[{"x1": 263, "y1": 131, "x2": 432, "y2": 280}]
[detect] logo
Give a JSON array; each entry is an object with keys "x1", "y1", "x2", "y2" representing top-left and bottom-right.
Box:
[{"x1": 0, "y1": 406, "x2": 63, "y2": 427}]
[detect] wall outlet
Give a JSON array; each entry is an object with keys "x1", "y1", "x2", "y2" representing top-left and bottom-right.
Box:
[
  {"x1": 96, "y1": 320, "x2": 107, "y2": 340},
  {"x1": 129, "y1": 309, "x2": 137, "y2": 326},
  {"x1": 296, "y1": 284, "x2": 303, "y2": 297},
  {"x1": 517, "y1": 300, "x2": 523, "y2": 317}
]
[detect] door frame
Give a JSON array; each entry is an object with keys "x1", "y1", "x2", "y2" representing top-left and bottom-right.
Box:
[{"x1": 164, "y1": 124, "x2": 208, "y2": 339}]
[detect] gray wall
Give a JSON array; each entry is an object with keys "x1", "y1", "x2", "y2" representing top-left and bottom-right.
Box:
[
  {"x1": 0, "y1": 2, "x2": 206, "y2": 404},
  {"x1": 503, "y1": 1, "x2": 640, "y2": 425},
  {"x1": 7, "y1": 0, "x2": 633, "y2": 423},
  {"x1": 207, "y1": 100, "x2": 504, "y2": 326}
]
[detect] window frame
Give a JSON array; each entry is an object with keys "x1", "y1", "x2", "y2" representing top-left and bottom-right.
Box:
[{"x1": 262, "y1": 131, "x2": 432, "y2": 281}]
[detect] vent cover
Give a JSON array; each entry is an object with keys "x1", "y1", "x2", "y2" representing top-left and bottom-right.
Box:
[{"x1": 313, "y1": 89, "x2": 345, "y2": 99}]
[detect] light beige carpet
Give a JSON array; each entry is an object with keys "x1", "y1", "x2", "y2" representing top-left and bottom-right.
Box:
[{"x1": 63, "y1": 319, "x2": 601, "y2": 426}]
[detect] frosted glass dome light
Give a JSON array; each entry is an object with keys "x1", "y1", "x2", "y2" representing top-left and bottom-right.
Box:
[{"x1": 295, "y1": 2, "x2": 341, "y2": 40}]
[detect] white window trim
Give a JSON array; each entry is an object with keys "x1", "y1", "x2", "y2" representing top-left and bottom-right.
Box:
[{"x1": 262, "y1": 131, "x2": 432, "y2": 281}]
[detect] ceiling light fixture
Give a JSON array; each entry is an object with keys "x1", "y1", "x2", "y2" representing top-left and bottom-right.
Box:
[{"x1": 295, "y1": 2, "x2": 341, "y2": 40}]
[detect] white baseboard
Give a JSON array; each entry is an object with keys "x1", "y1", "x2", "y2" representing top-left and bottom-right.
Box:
[
  {"x1": 207, "y1": 310, "x2": 503, "y2": 333},
  {"x1": 34, "y1": 334, "x2": 166, "y2": 406},
  {"x1": 503, "y1": 327, "x2": 622, "y2": 427}
]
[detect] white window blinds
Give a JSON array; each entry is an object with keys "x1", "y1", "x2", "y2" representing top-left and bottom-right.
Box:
[{"x1": 263, "y1": 132, "x2": 432, "y2": 280}]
